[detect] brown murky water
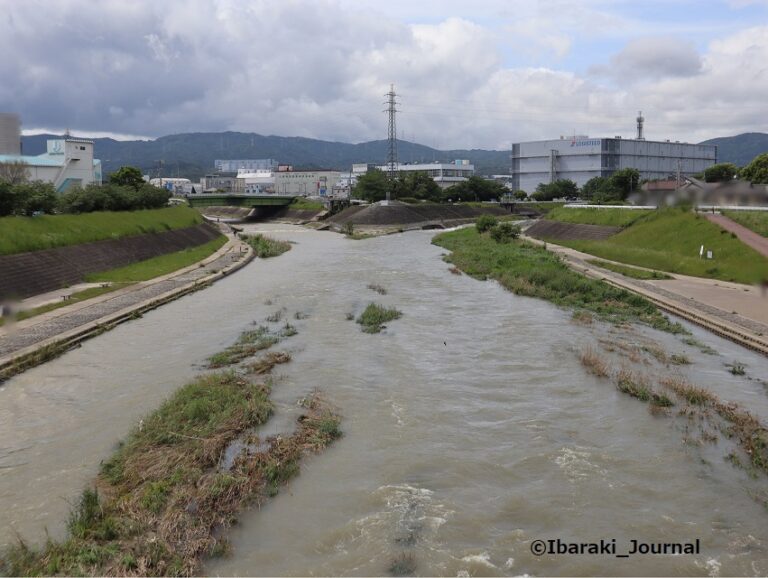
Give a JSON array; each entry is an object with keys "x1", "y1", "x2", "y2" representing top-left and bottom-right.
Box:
[{"x1": 2, "y1": 224, "x2": 768, "y2": 576}]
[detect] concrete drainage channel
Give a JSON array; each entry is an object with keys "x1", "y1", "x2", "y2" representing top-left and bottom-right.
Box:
[{"x1": 0, "y1": 238, "x2": 255, "y2": 382}]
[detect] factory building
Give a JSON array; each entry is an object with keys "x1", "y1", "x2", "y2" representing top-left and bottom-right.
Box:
[
  {"x1": 0, "y1": 137, "x2": 102, "y2": 192},
  {"x1": 511, "y1": 113, "x2": 717, "y2": 192},
  {"x1": 374, "y1": 160, "x2": 474, "y2": 189},
  {"x1": 510, "y1": 136, "x2": 717, "y2": 192},
  {"x1": 274, "y1": 169, "x2": 341, "y2": 196}
]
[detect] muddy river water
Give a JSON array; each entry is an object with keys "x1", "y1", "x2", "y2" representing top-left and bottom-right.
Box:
[{"x1": 2, "y1": 224, "x2": 768, "y2": 576}]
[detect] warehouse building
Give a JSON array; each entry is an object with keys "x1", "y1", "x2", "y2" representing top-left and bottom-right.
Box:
[
  {"x1": 375, "y1": 160, "x2": 474, "y2": 189},
  {"x1": 511, "y1": 135, "x2": 717, "y2": 192},
  {"x1": 274, "y1": 169, "x2": 341, "y2": 196},
  {"x1": 0, "y1": 137, "x2": 102, "y2": 191}
]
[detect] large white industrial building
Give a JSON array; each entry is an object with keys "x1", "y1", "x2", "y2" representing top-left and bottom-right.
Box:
[
  {"x1": 0, "y1": 137, "x2": 103, "y2": 192},
  {"x1": 511, "y1": 135, "x2": 717, "y2": 193}
]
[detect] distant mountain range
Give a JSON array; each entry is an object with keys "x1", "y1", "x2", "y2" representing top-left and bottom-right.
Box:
[
  {"x1": 20, "y1": 131, "x2": 768, "y2": 179},
  {"x1": 20, "y1": 132, "x2": 511, "y2": 179},
  {"x1": 699, "y1": 132, "x2": 768, "y2": 167}
]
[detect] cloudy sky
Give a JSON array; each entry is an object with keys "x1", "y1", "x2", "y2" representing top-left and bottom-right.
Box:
[{"x1": 1, "y1": 0, "x2": 767, "y2": 148}]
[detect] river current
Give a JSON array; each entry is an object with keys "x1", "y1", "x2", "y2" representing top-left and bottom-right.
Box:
[{"x1": 2, "y1": 224, "x2": 768, "y2": 576}]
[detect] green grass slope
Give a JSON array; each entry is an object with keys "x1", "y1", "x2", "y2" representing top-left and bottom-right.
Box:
[
  {"x1": 0, "y1": 206, "x2": 202, "y2": 255},
  {"x1": 723, "y1": 210, "x2": 768, "y2": 238},
  {"x1": 547, "y1": 207, "x2": 652, "y2": 227},
  {"x1": 555, "y1": 208, "x2": 768, "y2": 284}
]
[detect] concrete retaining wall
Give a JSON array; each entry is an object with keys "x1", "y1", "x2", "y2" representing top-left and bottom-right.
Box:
[
  {"x1": 0, "y1": 223, "x2": 222, "y2": 300},
  {"x1": 525, "y1": 220, "x2": 621, "y2": 241}
]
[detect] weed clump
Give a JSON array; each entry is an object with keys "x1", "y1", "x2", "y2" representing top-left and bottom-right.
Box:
[
  {"x1": 367, "y1": 283, "x2": 388, "y2": 295},
  {"x1": 356, "y1": 303, "x2": 403, "y2": 334},
  {"x1": 580, "y1": 347, "x2": 610, "y2": 378},
  {"x1": 615, "y1": 368, "x2": 652, "y2": 401},
  {"x1": 3, "y1": 349, "x2": 342, "y2": 576},
  {"x1": 207, "y1": 325, "x2": 295, "y2": 368},
  {"x1": 729, "y1": 363, "x2": 746, "y2": 376},
  {"x1": 240, "y1": 233, "x2": 291, "y2": 258},
  {"x1": 660, "y1": 377, "x2": 716, "y2": 406}
]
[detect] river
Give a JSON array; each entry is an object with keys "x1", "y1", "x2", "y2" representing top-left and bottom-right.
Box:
[{"x1": 2, "y1": 224, "x2": 768, "y2": 576}]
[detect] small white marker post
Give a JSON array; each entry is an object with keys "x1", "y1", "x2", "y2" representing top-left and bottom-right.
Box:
[{"x1": 700, "y1": 244, "x2": 704, "y2": 259}]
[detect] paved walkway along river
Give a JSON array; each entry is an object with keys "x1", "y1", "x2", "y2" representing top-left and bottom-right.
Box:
[
  {"x1": 705, "y1": 212, "x2": 768, "y2": 258},
  {"x1": 2, "y1": 224, "x2": 768, "y2": 576},
  {"x1": 0, "y1": 230, "x2": 250, "y2": 366}
]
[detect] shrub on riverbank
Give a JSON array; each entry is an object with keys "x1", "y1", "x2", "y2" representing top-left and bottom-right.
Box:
[
  {"x1": 239, "y1": 233, "x2": 291, "y2": 258},
  {"x1": 475, "y1": 214, "x2": 498, "y2": 233},
  {"x1": 433, "y1": 227, "x2": 686, "y2": 333}
]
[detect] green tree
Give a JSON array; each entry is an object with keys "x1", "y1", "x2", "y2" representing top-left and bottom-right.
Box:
[
  {"x1": 444, "y1": 176, "x2": 506, "y2": 202},
  {"x1": 352, "y1": 169, "x2": 390, "y2": 202},
  {"x1": 532, "y1": 179, "x2": 578, "y2": 201},
  {"x1": 513, "y1": 190, "x2": 527, "y2": 200},
  {"x1": 609, "y1": 168, "x2": 640, "y2": 200},
  {"x1": 109, "y1": 166, "x2": 145, "y2": 189},
  {"x1": 394, "y1": 171, "x2": 442, "y2": 201},
  {"x1": 740, "y1": 153, "x2": 768, "y2": 184},
  {"x1": 18, "y1": 181, "x2": 58, "y2": 215},
  {"x1": 704, "y1": 163, "x2": 738, "y2": 183},
  {"x1": 0, "y1": 181, "x2": 16, "y2": 216}
]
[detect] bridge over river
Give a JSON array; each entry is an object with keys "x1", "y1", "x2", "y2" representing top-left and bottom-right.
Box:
[{"x1": 186, "y1": 194, "x2": 296, "y2": 208}]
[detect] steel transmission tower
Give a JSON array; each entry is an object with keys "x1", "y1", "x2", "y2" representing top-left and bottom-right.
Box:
[{"x1": 384, "y1": 84, "x2": 399, "y2": 202}]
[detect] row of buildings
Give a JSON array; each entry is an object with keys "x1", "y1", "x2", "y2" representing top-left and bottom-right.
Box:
[
  {"x1": 0, "y1": 113, "x2": 102, "y2": 191},
  {"x1": 1, "y1": 110, "x2": 721, "y2": 197}
]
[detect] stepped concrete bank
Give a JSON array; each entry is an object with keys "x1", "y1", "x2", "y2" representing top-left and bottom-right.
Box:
[
  {"x1": 0, "y1": 223, "x2": 222, "y2": 300},
  {"x1": 525, "y1": 219, "x2": 621, "y2": 241},
  {"x1": 0, "y1": 227, "x2": 253, "y2": 381},
  {"x1": 327, "y1": 203, "x2": 511, "y2": 231}
]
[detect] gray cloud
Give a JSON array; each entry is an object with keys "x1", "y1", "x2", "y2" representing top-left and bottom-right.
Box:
[
  {"x1": 1, "y1": 1, "x2": 766, "y2": 148},
  {"x1": 591, "y1": 37, "x2": 703, "y2": 83}
]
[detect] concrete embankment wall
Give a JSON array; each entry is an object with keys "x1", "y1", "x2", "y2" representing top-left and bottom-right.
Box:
[
  {"x1": 328, "y1": 204, "x2": 510, "y2": 227},
  {"x1": 0, "y1": 223, "x2": 222, "y2": 300},
  {"x1": 525, "y1": 220, "x2": 621, "y2": 241}
]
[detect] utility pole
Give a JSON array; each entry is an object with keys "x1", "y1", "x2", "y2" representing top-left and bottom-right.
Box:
[
  {"x1": 676, "y1": 159, "x2": 682, "y2": 189},
  {"x1": 384, "y1": 84, "x2": 399, "y2": 203}
]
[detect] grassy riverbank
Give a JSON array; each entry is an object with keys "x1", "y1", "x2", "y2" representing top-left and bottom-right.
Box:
[
  {"x1": 547, "y1": 207, "x2": 652, "y2": 227},
  {"x1": 87, "y1": 237, "x2": 227, "y2": 283},
  {"x1": 3, "y1": 327, "x2": 341, "y2": 576},
  {"x1": 0, "y1": 206, "x2": 202, "y2": 256},
  {"x1": 433, "y1": 227, "x2": 685, "y2": 333},
  {"x1": 550, "y1": 208, "x2": 768, "y2": 284},
  {"x1": 723, "y1": 210, "x2": 768, "y2": 238}
]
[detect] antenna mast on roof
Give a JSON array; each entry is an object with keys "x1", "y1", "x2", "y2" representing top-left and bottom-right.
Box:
[
  {"x1": 383, "y1": 84, "x2": 399, "y2": 203},
  {"x1": 636, "y1": 111, "x2": 645, "y2": 140}
]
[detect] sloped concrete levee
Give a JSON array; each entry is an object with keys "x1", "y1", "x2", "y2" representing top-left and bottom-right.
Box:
[
  {"x1": 525, "y1": 219, "x2": 621, "y2": 241},
  {"x1": 0, "y1": 223, "x2": 222, "y2": 300}
]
